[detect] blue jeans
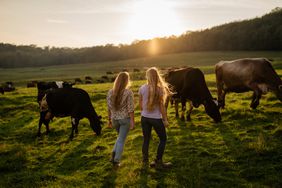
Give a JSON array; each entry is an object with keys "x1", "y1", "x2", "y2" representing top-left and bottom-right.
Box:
[{"x1": 112, "y1": 118, "x2": 130, "y2": 162}]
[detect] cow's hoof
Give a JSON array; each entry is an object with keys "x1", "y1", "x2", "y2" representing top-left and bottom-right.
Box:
[
  {"x1": 37, "y1": 132, "x2": 41, "y2": 137},
  {"x1": 250, "y1": 103, "x2": 258, "y2": 109},
  {"x1": 186, "y1": 117, "x2": 191, "y2": 121},
  {"x1": 180, "y1": 117, "x2": 185, "y2": 121}
]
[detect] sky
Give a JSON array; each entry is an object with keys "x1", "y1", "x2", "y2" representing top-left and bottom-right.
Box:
[{"x1": 1, "y1": 0, "x2": 282, "y2": 48}]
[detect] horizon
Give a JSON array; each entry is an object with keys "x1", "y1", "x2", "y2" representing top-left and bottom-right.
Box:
[{"x1": 1, "y1": 0, "x2": 282, "y2": 48}]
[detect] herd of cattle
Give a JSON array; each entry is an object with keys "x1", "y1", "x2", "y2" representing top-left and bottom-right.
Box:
[
  {"x1": 165, "y1": 58, "x2": 282, "y2": 122},
  {"x1": 1, "y1": 58, "x2": 281, "y2": 139}
]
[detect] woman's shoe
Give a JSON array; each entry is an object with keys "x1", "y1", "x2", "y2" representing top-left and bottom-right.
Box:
[
  {"x1": 150, "y1": 159, "x2": 172, "y2": 169},
  {"x1": 113, "y1": 161, "x2": 120, "y2": 167},
  {"x1": 110, "y1": 152, "x2": 115, "y2": 163}
]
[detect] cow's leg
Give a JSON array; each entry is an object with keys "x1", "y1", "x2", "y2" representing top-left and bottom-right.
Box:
[
  {"x1": 74, "y1": 118, "x2": 80, "y2": 134},
  {"x1": 221, "y1": 90, "x2": 226, "y2": 109},
  {"x1": 180, "y1": 98, "x2": 186, "y2": 121},
  {"x1": 37, "y1": 112, "x2": 44, "y2": 136},
  {"x1": 250, "y1": 90, "x2": 262, "y2": 109},
  {"x1": 38, "y1": 111, "x2": 50, "y2": 136},
  {"x1": 44, "y1": 112, "x2": 52, "y2": 135},
  {"x1": 175, "y1": 99, "x2": 179, "y2": 118},
  {"x1": 70, "y1": 117, "x2": 76, "y2": 140},
  {"x1": 186, "y1": 101, "x2": 193, "y2": 121},
  {"x1": 216, "y1": 80, "x2": 226, "y2": 108},
  {"x1": 249, "y1": 84, "x2": 262, "y2": 109}
]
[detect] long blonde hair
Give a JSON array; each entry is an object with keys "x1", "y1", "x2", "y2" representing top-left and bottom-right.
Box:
[
  {"x1": 146, "y1": 67, "x2": 171, "y2": 111},
  {"x1": 111, "y1": 72, "x2": 130, "y2": 110}
]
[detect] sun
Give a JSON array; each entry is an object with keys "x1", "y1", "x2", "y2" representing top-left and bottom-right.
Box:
[{"x1": 125, "y1": 0, "x2": 185, "y2": 42}]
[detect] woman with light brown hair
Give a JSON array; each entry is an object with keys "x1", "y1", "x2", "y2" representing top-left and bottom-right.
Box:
[
  {"x1": 107, "y1": 72, "x2": 135, "y2": 167},
  {"x1": 139, "y1": 67, "x2": 172, "y2": 168}
]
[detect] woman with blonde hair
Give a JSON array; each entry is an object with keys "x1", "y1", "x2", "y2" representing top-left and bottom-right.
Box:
[
  {"x1": 107, "y1": 72, "x2": 135, "y2": 167},
  {"x1": 139, "y1": 67, "x2": 172, "y2": 168}
]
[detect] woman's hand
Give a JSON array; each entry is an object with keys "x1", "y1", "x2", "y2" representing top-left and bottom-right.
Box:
[
  {"x1": 130, "y1": 120, "x2": 135, "y2": 130},
  {"x1": 163, "y1": 119, "x2": 169, "y2": 128},
  {"x1": 108, "y1": 120, "x2": 113, "y2": 128}
]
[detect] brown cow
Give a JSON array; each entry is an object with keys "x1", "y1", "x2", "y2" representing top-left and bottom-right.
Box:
[{"x1": 215, "y1": 58, "x2": 282, "y2": 109}]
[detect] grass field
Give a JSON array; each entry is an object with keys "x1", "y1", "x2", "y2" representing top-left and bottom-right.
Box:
[
  {"x1": 1, "y1": 51, "x2": 282, "y2": 86},
  {"x1": 0, "y1": 51, "x2": 282, "y2": 187}
]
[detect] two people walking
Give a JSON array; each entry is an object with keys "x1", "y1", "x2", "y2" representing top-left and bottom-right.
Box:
[{"x1": 107, "y1": 67, "x2": 172, "y2": 168}]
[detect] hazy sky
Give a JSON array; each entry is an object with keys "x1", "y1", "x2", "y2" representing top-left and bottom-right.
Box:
[{"x1": 1, "y1": 0, "x2": 281, "y2": 47}]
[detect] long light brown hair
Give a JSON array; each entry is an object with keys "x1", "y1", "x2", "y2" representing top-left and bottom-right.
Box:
[
  {"x1": 146, "y1": 67, "x2": 171, "y2": 111},
  {"x1": 111, "y1": 72, "x2": 130, "y2": 110}
]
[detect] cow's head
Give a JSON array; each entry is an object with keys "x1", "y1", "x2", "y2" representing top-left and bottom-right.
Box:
[
  {"x1": 91, "y1": 115, "x2": 102, "y2": 136},
  {"x1": 204, "y1": 99, "x2": 221, "y2": 123}
]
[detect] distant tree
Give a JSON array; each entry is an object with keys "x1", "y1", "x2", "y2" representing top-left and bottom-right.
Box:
[{"x1": 0, "y1": 9, "x2": 281, "y2": 68}]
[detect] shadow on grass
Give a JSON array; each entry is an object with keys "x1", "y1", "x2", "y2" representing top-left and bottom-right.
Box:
[
  {"x1": 55, "y1": 137, "x2": 103, "y2": 175},
  {"x1": 101, "y1": 166, "x2": 118, "y2": 188},
  {"x1": 218, "y1": 121, "x2": 282, "y2": 187}
]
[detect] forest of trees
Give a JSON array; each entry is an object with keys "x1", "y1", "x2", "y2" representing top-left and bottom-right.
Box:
[{"x1": 0, "y1": 8, "x2": 281, "y2": 68}]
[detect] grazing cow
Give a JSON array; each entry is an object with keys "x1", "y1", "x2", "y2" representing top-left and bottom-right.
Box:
[
  {"x1": 38, "y1": 88, "x2": 102, "y2": 140},
  {"x1": 2, "y1": 82, "x2": 15, "y2": 92},
  {"x1": 85, "y1": 76, "x2": 93, "y2": 80},
  {"x1": 85, "y1": 80, "x2": 93, "y2": 84},
  {"x1": 37, "y1": 81, "x2": 74, "y2": 103},
  {"x1": 74, "y1": 78, "x2": 83, "y2": 84},
  {"x1": 165, "y1": 67, "x2": 221, "y2": 122},
  {"x1": 27, "y1": 81, "x2": 37, "y2": 88},
  {"x1": 215, "y1": 58, "x2": 282, "y2": 109}
]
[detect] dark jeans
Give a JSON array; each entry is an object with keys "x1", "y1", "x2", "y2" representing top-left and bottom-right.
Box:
[{"x1": 141, "y1": 116, "x2": 167, "y2": 161}]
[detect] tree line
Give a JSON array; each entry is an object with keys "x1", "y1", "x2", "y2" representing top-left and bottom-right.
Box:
[{"x1": 0, "y1": 8, "x2": 281, "y2": 68}]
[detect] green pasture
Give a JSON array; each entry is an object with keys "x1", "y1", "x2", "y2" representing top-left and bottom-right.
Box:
[
  {"x1": 1, "y1": 71, "x2": 282, "y2": 187},
  {"x1": 1, "y1": 51, "x2": 282, "y2": 86}
]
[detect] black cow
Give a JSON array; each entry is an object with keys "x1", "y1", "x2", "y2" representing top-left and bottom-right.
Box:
[
  {"x1": 2, "y1": 82, "x2": 15, "y2": 92},
  {"x1": 27, "y1": 81, "x2": 37, "y2": 88},
  {"x1": 37, "y1": 81, "x2": 74, "y2": 103},
  {"x1": 165, "y1": 68, "x2": 221, "y2": 123},
  {"x1": 38, "y1": 88, "x2": 102, "y2": 140}
]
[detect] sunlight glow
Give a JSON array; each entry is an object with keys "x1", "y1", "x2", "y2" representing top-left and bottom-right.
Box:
[
  {"x1": 125, "y1": 0, "x2": 185, "y2": 42},
  {"x1": 148, "y1": 39, "x2": 159, "y2": 55}
]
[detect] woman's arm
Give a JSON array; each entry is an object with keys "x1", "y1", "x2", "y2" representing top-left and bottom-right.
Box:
[
  {"x1": 106, "y1": 91, "x2": 113, "y2": 128},
  {"x1": 139, "y1": 95, "x2": 143, "y2": 111},
  {"x1": 127, "y1": 90, "x2": 135, "y2": 130},
  {"x1": 108, "y1": 109, "x2": 112, "y2": 128},
  {"x1": 160, "y1": 98, "x2": 169, "y2": 127},
  {"x1": 129, "y1": 112, "x2": 135, "y2": 130}
]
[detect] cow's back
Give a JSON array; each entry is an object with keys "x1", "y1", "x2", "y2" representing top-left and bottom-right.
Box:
[
  {"x1": 166, "y1": 67, "x2": 212, "y2": 101},
  {"x1": 182, "y1": 68, "x2": 212, "y2": 101},
  {"x1": 216, "y1": 58, "x2": 281, "y2": 91},
  {"x1": 46, "y1": 88, "x2": 94, "y2": 118},
  {"x1": 166, "y1": 67, "x2": 194, "y2": 96}
]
